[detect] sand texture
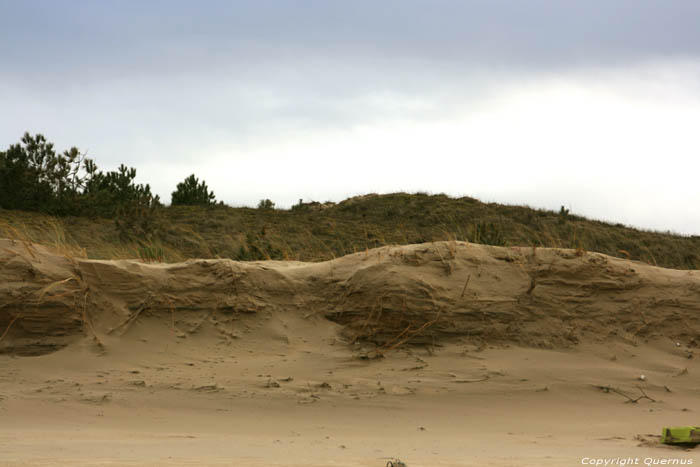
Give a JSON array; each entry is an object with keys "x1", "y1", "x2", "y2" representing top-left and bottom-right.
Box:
[{"x1": 0, "y1": 238, "x2": 698, "y2": 466}]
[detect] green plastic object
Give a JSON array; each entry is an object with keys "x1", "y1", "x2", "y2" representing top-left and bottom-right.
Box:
[{"x1": 661, "y1": 426, "x2": 700, "y2": 444}]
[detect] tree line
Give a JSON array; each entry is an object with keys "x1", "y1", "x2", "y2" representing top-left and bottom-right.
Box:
[
  {"x1": 0, "y1": 133, "x2": 217, "y2": 217},
  {"x1": 0, "y1": 133, "x2": 221, "y2": 240}
]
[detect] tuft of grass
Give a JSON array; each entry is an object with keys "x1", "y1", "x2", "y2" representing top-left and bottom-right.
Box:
[{"x1": 138, "y1": 245, "x2": 164, "y2": 263}]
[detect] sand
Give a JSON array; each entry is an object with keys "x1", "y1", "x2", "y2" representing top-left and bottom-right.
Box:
[{"x1": 0, "y1": 238, "x2": 698, "y2": 466}]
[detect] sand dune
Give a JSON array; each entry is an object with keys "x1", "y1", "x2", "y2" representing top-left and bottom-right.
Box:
[{"x1": 0, "y1": 239, "x2": 698, "y2": 466}]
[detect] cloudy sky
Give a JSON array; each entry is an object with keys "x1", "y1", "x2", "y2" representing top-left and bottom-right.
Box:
[{"x1": 2, "y1": 1, "x2": 699, "y2": 233}]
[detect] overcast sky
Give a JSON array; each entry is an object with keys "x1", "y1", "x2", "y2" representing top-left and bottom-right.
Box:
[{"x1": 2, "y1": 1, "x2": 699, "y2": 233}]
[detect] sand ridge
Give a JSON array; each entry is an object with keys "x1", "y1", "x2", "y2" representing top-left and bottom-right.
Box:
[{"x1": 1, "y1": 238, "x2": 699, "y2": 355}]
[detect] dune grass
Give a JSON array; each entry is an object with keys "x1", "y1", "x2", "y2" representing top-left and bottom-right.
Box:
[{"x1": 1, "y1": 192, "x2": 699, "y2": 269}]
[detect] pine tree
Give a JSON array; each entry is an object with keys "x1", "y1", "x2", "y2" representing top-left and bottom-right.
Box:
[{"x1": 171, "y1": 174, "x2": 216, "y2": 205}]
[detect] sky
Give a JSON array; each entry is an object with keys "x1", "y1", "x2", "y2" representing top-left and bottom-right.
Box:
[{"x1": 1, "y1": 1, "x2": 700, "y2": 234}]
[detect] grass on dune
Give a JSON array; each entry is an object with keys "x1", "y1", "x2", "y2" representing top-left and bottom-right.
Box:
[{"x1": 1, "y1": 192, "x2": 699, "y2": 270}]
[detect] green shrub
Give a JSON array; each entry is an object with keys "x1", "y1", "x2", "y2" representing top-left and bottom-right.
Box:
[
  {"x1": 0, "y1": 133, "x2": 160, "y2": 218},
  {"x1": 138, "y1": 245, "x2": 164, "y2": 262},
  {"x1": 0, "y1": 133, "x2": 83, "y2": 214},
  {"x1": 171, "y1": 174, "x2": 216, "y2": 206},
  {"x1": 257, "y1": 199, "x2": 275, "y2": 210}
]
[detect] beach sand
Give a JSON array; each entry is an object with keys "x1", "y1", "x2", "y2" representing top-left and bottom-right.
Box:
[{"x1": 1, "y1": 239, "x2": 698, "y2": 466}]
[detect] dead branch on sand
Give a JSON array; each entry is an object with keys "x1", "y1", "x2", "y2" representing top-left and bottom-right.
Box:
[
  {"x1": 376, "y1": 312, "x2": 442, "y2": 357},
  {"x1": 0, "y1": 314, "x2": 22, "y2": 344},
  {"x1": 460, "y1": 274, "x2": 471, "y2": 298},
  {"x1": 107, "y1": 295, "x2": 151, "y2": 336},
  {"x1": 592, "y1": 384, "x2": 656, "y2": 403},
  {"x1": 452, "y1": 376, "x2": 490, "y2": 383},
  {"x1": 80, "y1": 290, "x2": 104, "y2": 349},
  {"x1": 188, "y1": 309, "x2": 214, "y2": 334}
]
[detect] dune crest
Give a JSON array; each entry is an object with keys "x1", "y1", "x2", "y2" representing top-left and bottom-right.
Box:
[{"x1": 1, "y1": 238, "x2": 699, "y2": 356}]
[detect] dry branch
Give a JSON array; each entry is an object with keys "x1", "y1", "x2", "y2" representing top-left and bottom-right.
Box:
[
  {"x1": 376, "y1": 313, "x2": 442, "y2": 356},
  {"x1": 0, "y1": 314, "x2": 22, "y2": 344},
  {"x1": 461, "y1": 274, "x2": 471, "y2": 298},
  {"x1": 107, "y1": 296, "x2": 151, "y2": 336},
  {"x1": 592, "y1": 384, "x2": 656, "y2": 403}
]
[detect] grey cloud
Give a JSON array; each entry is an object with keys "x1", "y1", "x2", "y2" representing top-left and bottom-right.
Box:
[
  {"x1": 0, "y1": 54, "x2": 501, "y2": 166},
  {"x1": 3, "y1": 0, "x2": 700, "y2": 83}
]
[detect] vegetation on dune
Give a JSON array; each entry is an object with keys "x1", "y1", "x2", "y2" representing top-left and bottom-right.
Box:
[
  {"x1": 0, "y1": 133, "x2": 160, "y2": 216},
  {"x1": 257, "y1": 199, "x2": 275, "y2": 210},
  {"x1": 171, "y1": 174, "x2": 217, "y2": 206},
  {"x1": 0, "y1": 133, "x2": 161, "y2": 241},
  {"x1": 2, "y1": 193, "x2": 700, "y2": 269},
  {"x1": 2, "y1": 133, "x2": 699, "y2": 268}
]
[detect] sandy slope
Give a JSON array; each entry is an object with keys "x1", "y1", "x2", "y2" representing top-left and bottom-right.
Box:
[{"x1": 0, "y1": 239, "x2": 698, "y2": 466}]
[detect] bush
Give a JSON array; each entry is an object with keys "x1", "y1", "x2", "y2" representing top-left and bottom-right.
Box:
[
  {"x1": 171, "y1": 174, "x2": 216, "y2": 206},
  {"x1": 257, "y1": 199, "x2": 275, "y2": 210}
]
